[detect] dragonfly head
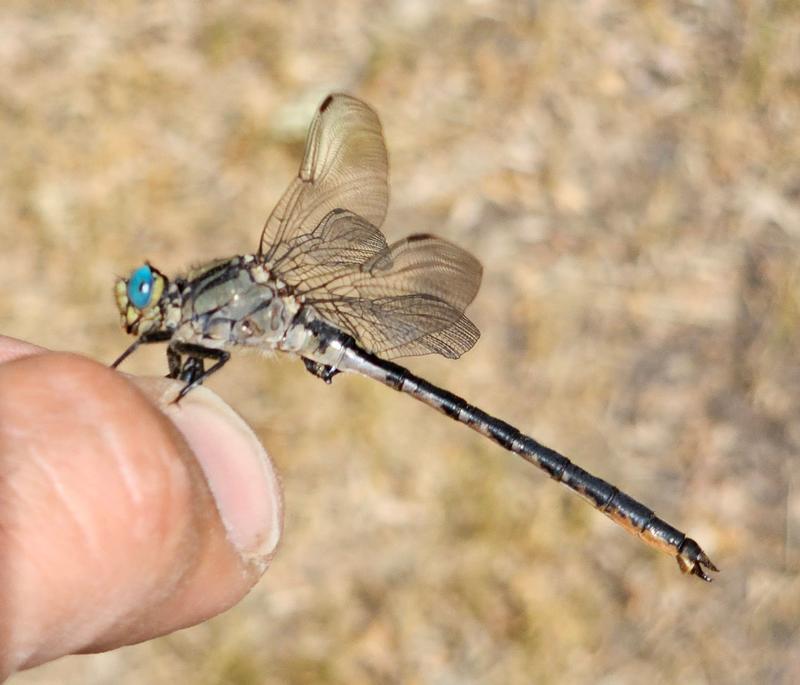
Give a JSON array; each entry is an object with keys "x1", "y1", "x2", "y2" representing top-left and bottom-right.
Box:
[{"x1": 115, "y1": 263, "x2": 171, "y2": 336}]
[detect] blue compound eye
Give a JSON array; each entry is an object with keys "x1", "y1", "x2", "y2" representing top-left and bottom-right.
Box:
[{"x1": 128, "y1": 265, "x2": 154, "y2": 309}]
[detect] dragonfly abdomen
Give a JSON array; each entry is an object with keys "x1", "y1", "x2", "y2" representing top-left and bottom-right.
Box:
[{"x1": 336, "y1": 339, "x2": 718, "y2": 581}]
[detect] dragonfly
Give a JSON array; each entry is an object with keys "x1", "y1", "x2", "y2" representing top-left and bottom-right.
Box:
[{"x1": 112, "y1": 93, "x2": 718, "y2": 581}]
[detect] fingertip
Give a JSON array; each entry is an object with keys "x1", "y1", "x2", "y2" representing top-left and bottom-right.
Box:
[{"x1": 0, "y1": 353, "x2": 280, "y2": 672}]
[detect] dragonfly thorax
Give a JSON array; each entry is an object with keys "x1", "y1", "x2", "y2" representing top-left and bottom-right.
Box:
[{"x1": 173, "y1": 256, "x2": 301, "y2": 352}]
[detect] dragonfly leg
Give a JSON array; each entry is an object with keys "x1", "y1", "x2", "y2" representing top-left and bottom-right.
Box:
[
  {"x1": 179, "y1": 357, "x2": 206, "y2": 384},
  {"x1": 166, "y1": 347, "x2": 206, "y2": 384},
  {"x1": 166, "y1": 346, "x2": 182, "y2": 379},
  {"x1": 112, "y1": 330, "x2": 173, "y2": 369},
  {"x1": 167, "y1": 342, "x2": 230, "y2": 403},
  {"x1": 302, "y1": 358, "x2": 341, "y2": 384}
]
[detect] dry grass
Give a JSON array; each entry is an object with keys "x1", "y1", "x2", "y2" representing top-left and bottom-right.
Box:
[{"x1": 3, "y1": 1, "x2": 800, "y2": 683}]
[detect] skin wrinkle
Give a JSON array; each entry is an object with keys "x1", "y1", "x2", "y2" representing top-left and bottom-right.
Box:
[
  {"x1": 77, "y1": 465, "x2": 221, "y2": 656},
  {"x1": 0, "y1": 497, "x2": 31, "y2": 674},
  {"x1": 49, "y1": 361, "x2": 182, "y2": 550},
  {"x1": 18, "y1": 367, "x2": 132, "y2": 573},
  {"x1": 118, "y1": 378, "x2": 198, "y2": 547},
  {"x1": 27, "y1": 445, "x2": 103, "y2": 563},
  {"x1": 127, "y1": 380, "x2": 202, "y2": 550},
  {"x1": 73, "y1": 445, "x2": 199, "y2": 656},
  {"x1": 2, "y1": 435, "x2": 108, "y2": 667},
  {"x1": 0, "y1": 418, "x2": 23, "y2": 672},
  {"x1": 99, "y1": 420, "x2": 144, "y2": 508},
  {"x1": 108, "y1": 401, "x2": 198, "y2": 598}
]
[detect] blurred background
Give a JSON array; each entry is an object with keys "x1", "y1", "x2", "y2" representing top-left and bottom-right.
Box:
[{"x1": 2, "y1": 1, "x2": 799, "y2": 683}]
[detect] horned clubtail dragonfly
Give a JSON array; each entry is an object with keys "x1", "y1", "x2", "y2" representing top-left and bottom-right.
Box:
[{"x1": 113, "y1": 93, "x2": 718, "y2": 581}]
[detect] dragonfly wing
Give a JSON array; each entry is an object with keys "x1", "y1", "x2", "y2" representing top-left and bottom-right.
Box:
[
  {"x1": 280, "y1": 229, "x2": 482, "y2": 359},
  {"x1": 261, "y1": 95, "x2": 482, "y2": 360},
  {"x1": 355, "y1": 235, "x2": 482, "y2": 313},
  {"x1": 268, "y1": 209, "x2": 388, "y2": 290},
  {"x1": 317, "y1": 294, "x2": 480, "y2": 359},
  {"x1": 259, "y1": 94, "x2": 389, "y2": 260}
]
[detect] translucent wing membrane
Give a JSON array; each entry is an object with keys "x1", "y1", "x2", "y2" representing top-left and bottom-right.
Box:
[
  {"x1": 322, "y1": 234, "x2": 482, "y2": 358},
  {"x1": 268, "y1": 209, "x2": 389, "y2": 283},
  {"x1": 261, "y1": 94, "x2": 482, "y2": 359},
  {"x1": 317, "y1": 293, "x2": 481, "y2": 359},
  {"x1": 269, "y1": 211, "x2": 482, "y2": 358},
  {"x1": 259, "y1": 94, "x2": 389, "y2": 261},
  {"x1": 358, "y1": 235, "x2": 481, "y2": 313}
]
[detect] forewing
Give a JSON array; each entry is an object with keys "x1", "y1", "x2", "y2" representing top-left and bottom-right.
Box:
[
  {"x1": 259, "y1": 94, "x2": 389, "y2": 260},
  {"x1": 268, "y1": 209, "x2": 389, "y2": 289}
]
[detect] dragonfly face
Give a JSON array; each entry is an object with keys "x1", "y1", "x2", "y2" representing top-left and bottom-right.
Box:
[{"x1": 114, "y1": 263, "x2": 175, "y2": 336}]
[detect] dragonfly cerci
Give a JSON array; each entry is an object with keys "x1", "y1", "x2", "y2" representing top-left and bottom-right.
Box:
[{"x1": 113, "y1": 93, "x2": 718, "y2": 582}]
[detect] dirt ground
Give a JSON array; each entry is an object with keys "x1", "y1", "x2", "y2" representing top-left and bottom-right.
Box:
[{"x1": 2, "y1": 2, "x2": 799, "y2": 683}]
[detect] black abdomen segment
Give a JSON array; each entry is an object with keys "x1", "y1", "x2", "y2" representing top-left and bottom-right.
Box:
[{"x1": 340, "y1": 342, "x2": 718, "y2": 581}]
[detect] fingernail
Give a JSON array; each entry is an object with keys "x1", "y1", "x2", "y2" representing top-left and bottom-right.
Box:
[{"x1": 164, "y1": 387, "x2": 283, "y2": 568}]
